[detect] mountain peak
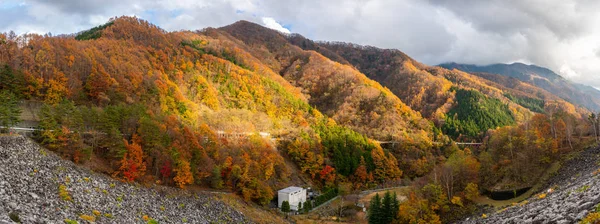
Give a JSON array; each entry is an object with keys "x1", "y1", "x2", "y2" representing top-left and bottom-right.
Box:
[
  {"x1": 219, "y1": 19, "x2": 290, "y2": 48},
  {"x1": 227, "y1": 20, "x2": 261, "y2": 27},
  {"x1": 222, "y1": 19, "x2": 289, "y2": 35},
  {"x1": 439, "y1": 62, "x2": 600, "y2": 111}
]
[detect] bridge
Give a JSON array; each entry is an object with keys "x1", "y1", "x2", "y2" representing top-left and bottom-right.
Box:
[
  {"x1": 0, "y1": 126, "x2": 39, "y2": 136},
  {"x1": 216, "y1": 131, "x2": 271, "y2": 139},
  {"x1": 455, "y1": 142, "x2": 483, "y2": 145},
  {"x1": 375, "y1": 140, "x2": 482, "y2": 146},
  {"x1": 4, "y1": 126, "x2": 484, "y2": 147}
]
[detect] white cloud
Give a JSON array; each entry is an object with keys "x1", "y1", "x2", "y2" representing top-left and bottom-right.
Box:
[
  {"x1": 261, "y1": 17, "x2": 290, "y2": 34},
  {"x1": 2, "y1": 0, "x2": 600, "y2": 88},
  {"x1": 560, "y1": 64, "x2": 580, "y2": 79}
]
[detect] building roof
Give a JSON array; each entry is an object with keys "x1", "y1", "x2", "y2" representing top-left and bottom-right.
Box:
[{"x1": 278, "y1": 186, "x2": 304, "y2": 194}]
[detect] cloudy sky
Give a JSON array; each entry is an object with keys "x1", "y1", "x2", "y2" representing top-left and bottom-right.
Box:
[{"x1": 2, "y1": 0, "x2": 600, "y2": 87}]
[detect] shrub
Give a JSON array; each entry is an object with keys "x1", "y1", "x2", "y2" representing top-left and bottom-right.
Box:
[
  {"x1": 79, "y1": 214, "x2": 96, "y2": 222},
  {"x1": 64, "y1": 219, "x2": 78, "y2": 224},
  {"x1": 281, "y1": 201, "x2": 290, "y2": 213},
  {"x1": 313, "y1": 188, "x2": 338, "y2": 207},
  {"x1": 59, "y1": 184, "x2": 72, "y2": 201},
  {"x1": 581, "y1": 212, "x2": 600, "y2": 224},
  {"x1": 451, "y1": 196, "x2": 463, "y2": 207},
  {"x1": 8, "y1": 212, "x2": 20, "y2": 223},
  {"x1": 464, "y1": 182, "x2": 479, "y2": 201},
  {"x1": 577, "y1": 185, "x2": 590, "y2": 193},
  {"x1": 538, "y1": 193, "x2": 546, "y2": 199}
]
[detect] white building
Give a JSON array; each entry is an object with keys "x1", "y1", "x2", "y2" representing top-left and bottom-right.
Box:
[{"x1": 278, "y1": 186, "x2": 307, "y2": 211}]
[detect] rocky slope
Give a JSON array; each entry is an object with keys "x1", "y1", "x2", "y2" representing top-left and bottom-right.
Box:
[
  {"x1": 0, "y1": 135, "x2": 251, "y2": 224},
  {"x1": 459, "y1": 146, "x2": 600, "y2": 223}
]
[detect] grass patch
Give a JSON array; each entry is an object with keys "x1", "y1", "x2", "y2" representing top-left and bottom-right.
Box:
[
  {"x1": 64, "y1": 219, "x2": 78, "y2": 224},
  {"x1": 577, "y1": 185, "x2": 590, "y2": 193},
  {"x1": 59, "y1": 184, "x2": 72, "y2": 201},
  {"x1": 79, "y1": 214, "x2": 95, "y2": 222}
]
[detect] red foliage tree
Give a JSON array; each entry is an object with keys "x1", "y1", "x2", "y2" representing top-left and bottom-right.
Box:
[
  {"x1": 119, "y1": 134, "x2": 146, "y2": 182},
  {"x1": 319, "y1": 165, "x2": 336, "y2": 186}
]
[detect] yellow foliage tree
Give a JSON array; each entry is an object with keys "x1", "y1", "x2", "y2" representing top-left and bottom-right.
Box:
[{"x1": 173, "y1": 160, "x2": 194, "y2": 188}]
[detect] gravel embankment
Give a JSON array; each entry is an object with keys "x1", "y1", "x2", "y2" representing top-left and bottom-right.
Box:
[
  {"x1": 0, "y1": 135, "x2": 252, "y2": 223},
  {"x1": 459, "y1": 146, "x2": 600, "y2": 224}
]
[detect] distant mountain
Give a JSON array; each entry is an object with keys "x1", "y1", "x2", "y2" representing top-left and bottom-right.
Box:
[
  {"x1": 286, "y1": 37, "x2": 584, "y2": 119},
  {"x1": 439, "y1": 62, "x2": 600, "y2": 111},
  {"x1": 2, "y1": 17, "x2": 597, "y2": 223}
]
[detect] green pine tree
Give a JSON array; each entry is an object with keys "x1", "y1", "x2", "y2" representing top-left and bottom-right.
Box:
[
  {"x1": 391, "y1": 192, "x2": 399, "y2": 220},
  {"x1": 281, "y1": 200, "x2": 291, "y2": 213},
  {"x1": 304, "y1": 201, "x2": 312, "y2": 212},
  {"x1": 210, "y1": 166, "x2": 224, "y2": 189},
  {"x1": 368, "y1": 193, "x2": 382, "y2": 224},
  {"x1": 0, "y1": 90, "x2": 21, "y2": 132},
  {"x1": 0, "y1": 65, "x2": 26, "y2": 95},
  {"x1": 38, "y1": 104, "x2": 58, "y2": 145},
  {"x1": 381, "y1": 191, "x2": 393, "y2": 224}
]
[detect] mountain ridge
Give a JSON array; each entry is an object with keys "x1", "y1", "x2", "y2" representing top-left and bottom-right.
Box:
[
  {"x1": 1, "y1": 17, "x2": 598, "y2": 223},
  {"x1": 439, "y1": 62, "x2": 600, "y2": 111}
]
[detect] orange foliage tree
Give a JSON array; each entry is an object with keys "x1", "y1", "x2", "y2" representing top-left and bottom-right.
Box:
[
  {"x1": 173, "y1": 160, "x2": 194, "y2": 188},
  {"x1": 119, "y1": 135, "x2": 146, "y2": 182},
  {"x1": 319, "y1": 165, "x2": 336, "y2": 187}
]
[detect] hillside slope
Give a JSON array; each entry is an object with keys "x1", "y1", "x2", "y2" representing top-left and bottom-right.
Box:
[
  {"x1": 460, "y1": 145, "x2": 600, "y2": 223},
  {"x1": 0, "y1": 17, "x2": 317, "y2": 204},
  {"x1": 0, "y1": 135, "x2": 259, "y2": 223},
  {"x1": 440, "y1": 62, "x2": 600, "y2": 112},
  {"x1": 0, "y1": 16, "x2": 420, "y2": 204},
  {"x1": 213, "y1": 21, "x2": 457, "y2": 177},
  {"x1": 308, "y1": 41, "x2": 586, "y2": 120},
  {"x1": 217, "y1": 21, "x2": 434, "y2": 143}
]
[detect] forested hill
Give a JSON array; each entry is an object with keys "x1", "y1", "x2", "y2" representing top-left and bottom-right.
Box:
[
  {"x1": 1, "y1": 17, "x2": 598, "y2": 223},
  {"x1": 0, "y1": 16, "x2": 435, "y2": 206},
  {"x1": 439, "y1": 62, "x2": 600, "y2": 111},
  {"x1": 216, "y1": 20, "x2": 434, "y2": 143},
  {"x1": 283, "y1": 36, "x2": 586, "y2": 139}
]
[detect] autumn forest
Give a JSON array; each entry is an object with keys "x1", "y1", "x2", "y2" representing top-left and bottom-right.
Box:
[{"x1": 1, "y1": 17, "x2": 599, "y2": 223}]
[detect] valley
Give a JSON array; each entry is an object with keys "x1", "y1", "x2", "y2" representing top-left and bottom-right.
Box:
[{"x1": 1, "y1": 16, "x2": 600, "y2": 224}]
